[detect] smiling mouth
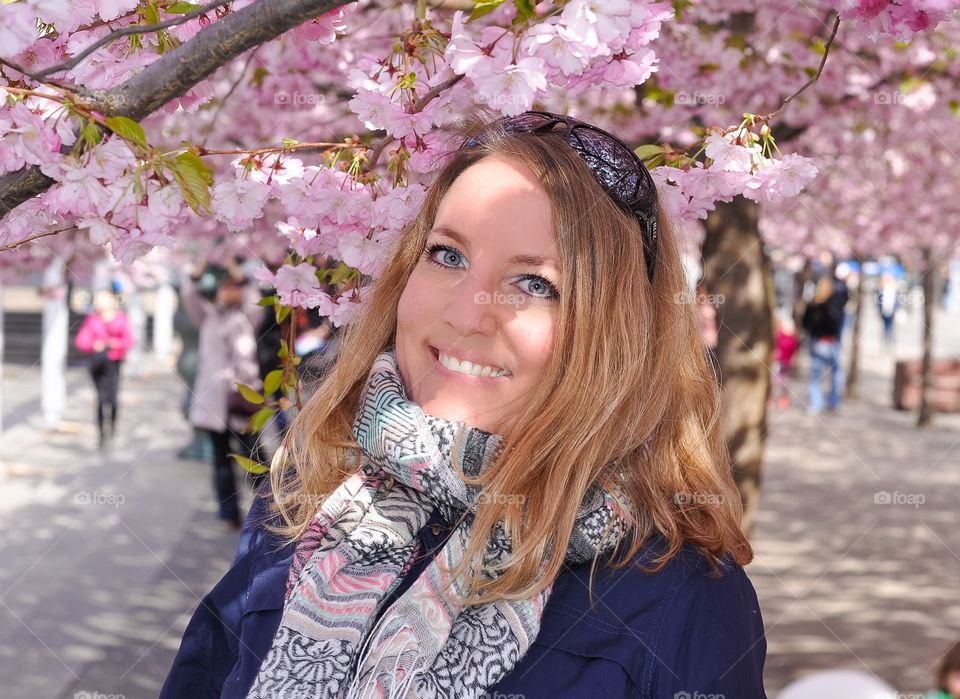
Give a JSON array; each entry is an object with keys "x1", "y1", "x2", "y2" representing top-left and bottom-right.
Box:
[{"x1": 429, "y1": 346, "x2": 511, "y2": 379}]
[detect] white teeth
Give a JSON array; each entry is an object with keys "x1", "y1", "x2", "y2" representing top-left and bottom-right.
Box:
[{"x1": 438, "y1": 351, "x2": 508, "y2": 378}]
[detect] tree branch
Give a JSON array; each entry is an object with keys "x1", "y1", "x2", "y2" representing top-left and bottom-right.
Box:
[
  {"x1": 0, "y1": 225, "x2": 74, "y2": 254},
  {"x1": 0, "y1": 0, "x2": 354, "y2": 219},
  {"x1": 762, "y1": 14, "x2": 841, "y2": 123},
  {"x1": 32, "y1": 0, "x2": 234, "y2": 80}
]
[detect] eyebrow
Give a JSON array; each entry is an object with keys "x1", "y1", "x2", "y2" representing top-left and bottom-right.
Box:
[{"x1": 429, "y1": 225, "x2": 559, "y2": 268}]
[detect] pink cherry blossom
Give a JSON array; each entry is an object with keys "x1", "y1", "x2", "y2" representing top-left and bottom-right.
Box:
[
  {"x1": 212, "y1": 177, "x2": 272, "y2": 232},
  {"x1": 560, "y1": 0, "x2": 634, "y2": 56},
  {"x1": 274, "y1": 262, "x2": 330, "y2": 309},
  {"x1": 469, "y1": 56, "x2": 548, "y2": 116},
  {"x1": 523, "y1": 23, "x2": 591, "y2": 77},
  {"x1": 445, "y1": 11, "x2": 485, "y2": 75},
  {"x1": 743, "y1": 154, "x2": 819, "y2": 202}
]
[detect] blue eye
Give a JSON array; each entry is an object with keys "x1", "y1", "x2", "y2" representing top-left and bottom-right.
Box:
[
  {"x1": 423, "y1": 243, "x2": 465, "y2": 269},
  {"x1": 515, "y1": 274, "x2": 560, "y2": 300}
]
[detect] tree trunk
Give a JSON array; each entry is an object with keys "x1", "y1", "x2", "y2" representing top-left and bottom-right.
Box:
[
  {"x1": 918, "y1": 247, "x2": 937, "y2": 427},
  {"x1": 845, "y1": 256, "x2": 865, "y2": 399},
  {"x1": 701, "y1": 197, "x2": 774, "y2": 538}
]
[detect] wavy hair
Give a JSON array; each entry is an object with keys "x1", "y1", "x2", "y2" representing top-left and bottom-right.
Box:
[{"x1": 264, "y1": 114, "x2": 752, "y2": 604}]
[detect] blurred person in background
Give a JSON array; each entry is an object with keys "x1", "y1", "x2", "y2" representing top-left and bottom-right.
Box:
[
  {"x1": 772, "y1": 310, "x2": 799, "y2": 409},
  {"x1": 802, "y1": 277, "x2": 845, "y2": 414},
  {"x1": 180, "y1": 256, "x2": 265, "y2": 530},
  {"x1": 877, "y1": 272, "x2": 900, "y2": 351},
  {"x1": 74, "y1": 289, "x2": 134, "y2": 447},
  {"x1": 926, "y1": 640, "x2": 960, "y2": 699},
  {"x1": 697, "y1": 282, "x2": 719, "y2": 358}
]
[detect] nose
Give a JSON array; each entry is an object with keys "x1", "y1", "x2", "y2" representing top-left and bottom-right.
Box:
[{"x1": 440, "y1": 271, "x2": 498, "y2": 337}]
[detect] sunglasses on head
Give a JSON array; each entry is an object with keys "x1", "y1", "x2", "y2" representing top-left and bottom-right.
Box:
[{"x1": 460, "y1": 110, "x2": 660, "y2": 283}]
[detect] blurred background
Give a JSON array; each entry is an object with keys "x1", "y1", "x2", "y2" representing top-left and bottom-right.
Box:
[{"x1": 0, "y1": 251, "x2": 957, "y2": 698}]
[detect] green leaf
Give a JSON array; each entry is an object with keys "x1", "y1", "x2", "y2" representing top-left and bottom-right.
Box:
[
  {"x1": 250, "y1": 66, "x2": 269, "y2": 88},
  {"x1": 249, "y1": 406, "x2": 275, "y2": 433},
  {"x1": 79, "y1": 120, "x2": 102, "y2": 148},
  {"x1": 634, "y1": 144, "x2": 665, "y2": 162},
  {"x1": 166, "y1": 1, "x2": 203, "y2": 12},
  {"x1": 169, "y1": 150, "x2": 213, "y2": 214},
  {"x1": 103, "y1": 116, "x2": 147, "y2": 151},
  {"x1": 513, "y1": 0, "x2": 536, "y2": 20},
  {"x1": 232, "y1": 453, "x2": 269, "y2": 475},
  {"x1": 468, "y1": 0, "x2": 506, "y2": 22},
  {"x1": 276, "y1": 304, "x2": 291, "y2": 324},
  {"x1": 237, "y1": 383, "x2": 265, "y2": 404},
  {"x1": 257, "y1": 294, "x2": 276, "y2": 306},
  {"x1": 264, "y1": 369, "x2": 284, "y2": 396},
  {"x1": 328, "y1": 261, "x2": 355, "y2": 285}
]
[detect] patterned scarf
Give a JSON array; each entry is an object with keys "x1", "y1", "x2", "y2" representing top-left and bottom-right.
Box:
[{"x1": 248, "y1": 349, "x2": 628, "y2": 698}]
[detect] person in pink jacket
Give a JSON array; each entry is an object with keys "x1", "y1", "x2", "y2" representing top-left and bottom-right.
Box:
[{"x1": 74, "y1": 290, "x2": 134, "y2": 446}]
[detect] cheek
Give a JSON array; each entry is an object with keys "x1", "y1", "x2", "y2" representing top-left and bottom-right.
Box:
[
  {"x1": 509, "y1": 314, "x2": 556, "y2": 378},
  {"x1": 396, "y1": 269, "x2": 439, "y2": 348}
]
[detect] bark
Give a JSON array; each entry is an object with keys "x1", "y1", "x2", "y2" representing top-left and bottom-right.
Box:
[
  {"x1": 845, "y1": 256, "x2": 865, "y2": 399},
  {"x1": 0, "y1": 0, "x2": 353, "y2": 218},
  {"x1": 701, "y1": 197, "x2": 774, "y2": 538},
  {"x1": 918, "y1": 247, "x2": 937, "y2": 427}
]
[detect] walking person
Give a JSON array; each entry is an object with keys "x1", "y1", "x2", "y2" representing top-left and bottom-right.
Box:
[
  {"x1": 877, "y1": 272, "x2": 900, "y2": 351},
  {"x1": 162, "y1": 111, "x2": 767, "y2": 698},
  {"x1": 803, "y1": 277, "x2": 845, "y2": 414},
  {"x1": 74, "y1": 289, "x2": 134, "y2": 447},
  {"x1": 180, "y1": 256, "x2": 265, "y2": 530},
  {"x1": 925, "y1": 640, "x2": 960, "y2": 698},
  {"x1": 772, "y1": 310, "x2": 799, "y2": 409}
]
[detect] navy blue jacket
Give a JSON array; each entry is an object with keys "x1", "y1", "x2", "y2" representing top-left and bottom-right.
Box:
[{"x1": 161, "y1": 492, "x2": 767, "y2": 698}]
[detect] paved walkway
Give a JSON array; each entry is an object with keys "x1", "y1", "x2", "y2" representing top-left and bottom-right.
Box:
[
  {"x1": 0, "y1": 358, "x2": 259, "y2": 699},
  {"x1": 0, "y1": 300, "x2": 956, "y2": 697},
  {"x1": 751, "y1": 301, "x2": 960, "y2": 694}
]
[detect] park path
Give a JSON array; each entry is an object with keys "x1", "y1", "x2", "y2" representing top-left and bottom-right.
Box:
[{"x1": 0, "y1": 300, "x2": 956, "y2": 697}]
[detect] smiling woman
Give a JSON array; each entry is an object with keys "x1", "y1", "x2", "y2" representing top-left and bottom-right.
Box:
[
  {"x1": 161, "y1": 112, "x2": 768, "y2": 699},
  {"x1": 395, "y1": 153, "x2": 560, "y2": 434}
]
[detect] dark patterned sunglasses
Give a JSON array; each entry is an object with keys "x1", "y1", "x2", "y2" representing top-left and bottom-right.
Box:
[{"x1": 461, "y1": 110, "x2": 660, "y2": 282}]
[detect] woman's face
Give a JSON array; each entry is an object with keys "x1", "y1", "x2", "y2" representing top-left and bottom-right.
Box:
[{"x1": 395, "y1": 154, "x2": 561, "y2": 434}]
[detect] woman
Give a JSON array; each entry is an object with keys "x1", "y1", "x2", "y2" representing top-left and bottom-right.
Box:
[
  {"x1": 180, "y1": 257, "x2": 265, "y2": 529},
  {"x1": 74, "y1": 289, "x2": 133, "y2": 447},
  {"x1": 802, "y1": 277, "x2": 845, "y2": 414},
  {"x1": 162, "y1": 112, "x2": 767, "y2": 698}
]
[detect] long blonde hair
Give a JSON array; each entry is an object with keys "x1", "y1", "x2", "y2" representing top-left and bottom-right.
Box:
[{"x1": 265, "y1": 116, "x2": 752, "y2": 604}]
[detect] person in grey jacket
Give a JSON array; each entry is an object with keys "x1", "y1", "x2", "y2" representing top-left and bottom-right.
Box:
[{"x1": 180, "y1": 256, "x2": 264, "y2": 528}]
